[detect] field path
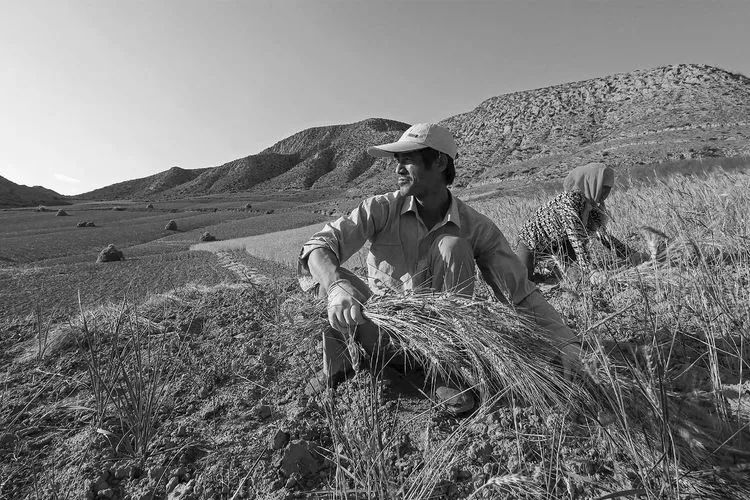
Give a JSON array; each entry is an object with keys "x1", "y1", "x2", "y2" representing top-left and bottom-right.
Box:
[
  {"x1": 191, "y1": 222, "x2": 373, "y2": 285},
  {"x1": 214, "y1": 251, "x2": 273, "y2": 285}
]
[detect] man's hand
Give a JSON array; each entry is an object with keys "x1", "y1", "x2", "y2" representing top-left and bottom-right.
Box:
[{"x1": 327, "y1": 279, "x2": 367, "y2": 333}]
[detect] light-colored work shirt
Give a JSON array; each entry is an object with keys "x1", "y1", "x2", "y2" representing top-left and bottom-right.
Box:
[{"x1": 299, "y1": 190, "x2": 578, "y2": 346}]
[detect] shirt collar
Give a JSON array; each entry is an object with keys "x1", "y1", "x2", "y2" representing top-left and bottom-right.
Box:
[{"x1": 400, "y1": 191, "x2": 462, "y2": 229}]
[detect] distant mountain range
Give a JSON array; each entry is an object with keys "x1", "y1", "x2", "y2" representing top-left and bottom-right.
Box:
[
  {"x1": 0, "y1": 176, "x2": 68, "y2": 208},
  {"x1": 5, "y1": 63, "x2": 748, "y2": 206}
]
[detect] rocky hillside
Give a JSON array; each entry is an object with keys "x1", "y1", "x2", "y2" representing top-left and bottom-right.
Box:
[
  {"x1": 77, "y1": 64, "x2": 750, "y2": 200},
  {"x1": 0, "y1": 176, "x2": 69, "y2": 208},
  {"x1": 78, "y1": 166, "x2": 209, "y2": 200},
  {"x1": 77, "y1": 119, "x2": 408, "y2": 200},
  {"x1": 440, "y1": 63, "x2": 750, "y2": 189}
]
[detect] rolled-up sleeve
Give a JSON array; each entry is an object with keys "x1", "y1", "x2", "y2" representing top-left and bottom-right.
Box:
[
  {"x1": 298, "y1": 197, "x2": 387, "y2": 291},
  {"x1": 476, "y1": 223, "x2": 579, "y2": 347}
]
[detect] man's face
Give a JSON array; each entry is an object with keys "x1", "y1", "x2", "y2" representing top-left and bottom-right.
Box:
[{"x1": 394, "y1": 150, "x2": 445, "y2": 198}]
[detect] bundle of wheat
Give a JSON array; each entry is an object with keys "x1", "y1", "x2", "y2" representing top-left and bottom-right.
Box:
[
  {"x1": 359, "y1": 291, "x2": 750, "y2": 475},
  {"x1": 362, "y1": 290, "x2": 580, "y2": 412}
]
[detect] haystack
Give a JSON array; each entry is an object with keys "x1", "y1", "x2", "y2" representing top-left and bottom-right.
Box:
[
  {"x1": 146, "y1": 203, "x2": 154, "y2": 209},
  {"x1": 199, "y1": 232, "x2": 217, "y2": 242},
  {"x1": 165, "y1": 220, "x2": 178, "y2": 231},
  {"x1": 96, "y1": 244, "x2": 124, "y2": 263},
  {"x1": 244, "y1": 203, "x2": 252, "y2": 210},
  {"x1": 56, "y1": 209, "x2": 69, "y2": 216}
]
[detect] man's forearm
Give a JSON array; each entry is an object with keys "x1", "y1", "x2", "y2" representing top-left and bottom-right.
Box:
[{"x1": 308, "y1": 248, "x2": 346, "y2": 292}]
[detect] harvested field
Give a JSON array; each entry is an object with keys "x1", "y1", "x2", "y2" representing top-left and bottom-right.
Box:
[
  {"x1": 2, "y1": 171, "x2": 750, "y2": 499},
  {"x1": 0, "y1": 250, "x2": 236, "y2": 320},
  {"x1": 192, "y1": 223, "x2": 327, "y2": 268},
  {"x1": 0, "y1": 209, "x2": 257, "y2": 264}
]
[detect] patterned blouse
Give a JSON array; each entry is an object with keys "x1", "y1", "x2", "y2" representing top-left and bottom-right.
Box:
[{"x1": 517, "y1": 191, "x2": 628, "y2": 273}]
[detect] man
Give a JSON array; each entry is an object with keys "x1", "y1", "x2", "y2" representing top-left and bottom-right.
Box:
[{"x1": 298, "y1": 123, "x2": 579, "y2": 413}]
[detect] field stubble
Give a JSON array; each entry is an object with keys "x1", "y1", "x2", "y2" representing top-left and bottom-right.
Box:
[{"x1": 1, "y1": 171, "x2": 750, "y2": 498}]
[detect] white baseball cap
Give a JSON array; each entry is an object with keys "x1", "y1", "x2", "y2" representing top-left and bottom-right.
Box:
[{"x1": 367, "y1": 123, "x2": 457, "y2": 160}]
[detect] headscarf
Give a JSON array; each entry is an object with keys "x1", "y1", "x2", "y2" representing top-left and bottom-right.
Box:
[{"x1": 563, "y1": 162, "x2": 615, "y2": 205}]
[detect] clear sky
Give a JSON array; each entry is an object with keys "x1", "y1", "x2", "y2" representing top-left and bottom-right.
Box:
[{"x1": 1, "y1": 0, "x2": 748, "y2": 195}]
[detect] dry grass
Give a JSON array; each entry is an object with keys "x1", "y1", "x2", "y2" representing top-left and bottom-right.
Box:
[
  {"x1": 3, "y1": 170, "x2": 750, "y2": 498},
  {"x1": 0, "y1": 250, "x2": 237, "y2": 319},
  {"x1": 76, "y1": 294, "x2": 180, "y2": 460},
  {"x1": 306, "y1": 169, "x2": 750, "y2": 498},
  {"x1": 468, "y1": 169, "x2": 750, "y2": 497}
]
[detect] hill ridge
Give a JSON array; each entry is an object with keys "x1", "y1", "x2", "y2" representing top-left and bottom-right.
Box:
[
  {"x1": 73, "y1": 64, "x2": 750, "y2": 200},
  {"x1": 0, "y1": 175, "x2": 69, "y2": 208}
]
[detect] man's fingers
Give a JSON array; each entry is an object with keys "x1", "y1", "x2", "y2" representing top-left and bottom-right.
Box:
[
  {"x1": 351, "y1": 303, "x2": 366, "y2": 325},
  {"x1": 327, "y1": 304, "x2": 360, "y2": 332},
  {"x1": 342, "y1": 308, "x2": 354, "y2": 327},
  {"x1": 328, "y1": 306, "x2": 345, "y2": 332}
]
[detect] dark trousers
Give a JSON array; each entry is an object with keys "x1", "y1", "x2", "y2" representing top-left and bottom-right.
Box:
[{"x1": 319, "y1": 235, "x2": 475, "y2": 378}]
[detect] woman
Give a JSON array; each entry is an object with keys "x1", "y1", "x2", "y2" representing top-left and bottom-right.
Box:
[{"x1": 516, "y1": 162, "x2": 633, "y2": 280}]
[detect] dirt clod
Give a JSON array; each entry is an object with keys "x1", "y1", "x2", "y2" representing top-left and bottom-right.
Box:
[
  {"x1": 256, "y1": 404, "x2": 272, "y2": 419},
  {"x1": 279, "y1": 440, "x2": 324, "y2": 477},
  {"x1": 271, "y1": 429, "x2": 290, "y2": 450}
]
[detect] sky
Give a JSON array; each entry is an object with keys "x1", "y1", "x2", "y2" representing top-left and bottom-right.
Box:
[{"x1": 1, "y1": 0, "x2": 749, "y2": 195}]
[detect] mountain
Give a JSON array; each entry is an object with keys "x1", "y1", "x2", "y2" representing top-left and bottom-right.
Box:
[
  {"x1": 440, "y1": 63, "x2": 750, "y2": 188},
  {"x1": 0, "y1": 176, "x2": 69, "y2": 208},
  {"x1": 78, "y1": 166, "x2": 209, "y2": 200},
  {"x1": 76, "y1": 64, "x2": 750, "y2": 200},
  {"x1": 76, "y1": 118, "x2": 408, "y2": 200}
]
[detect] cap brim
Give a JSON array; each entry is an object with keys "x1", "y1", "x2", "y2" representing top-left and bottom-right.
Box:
[{"x1": 366, "y1": 141, "x2": 428, "y2": 158}]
